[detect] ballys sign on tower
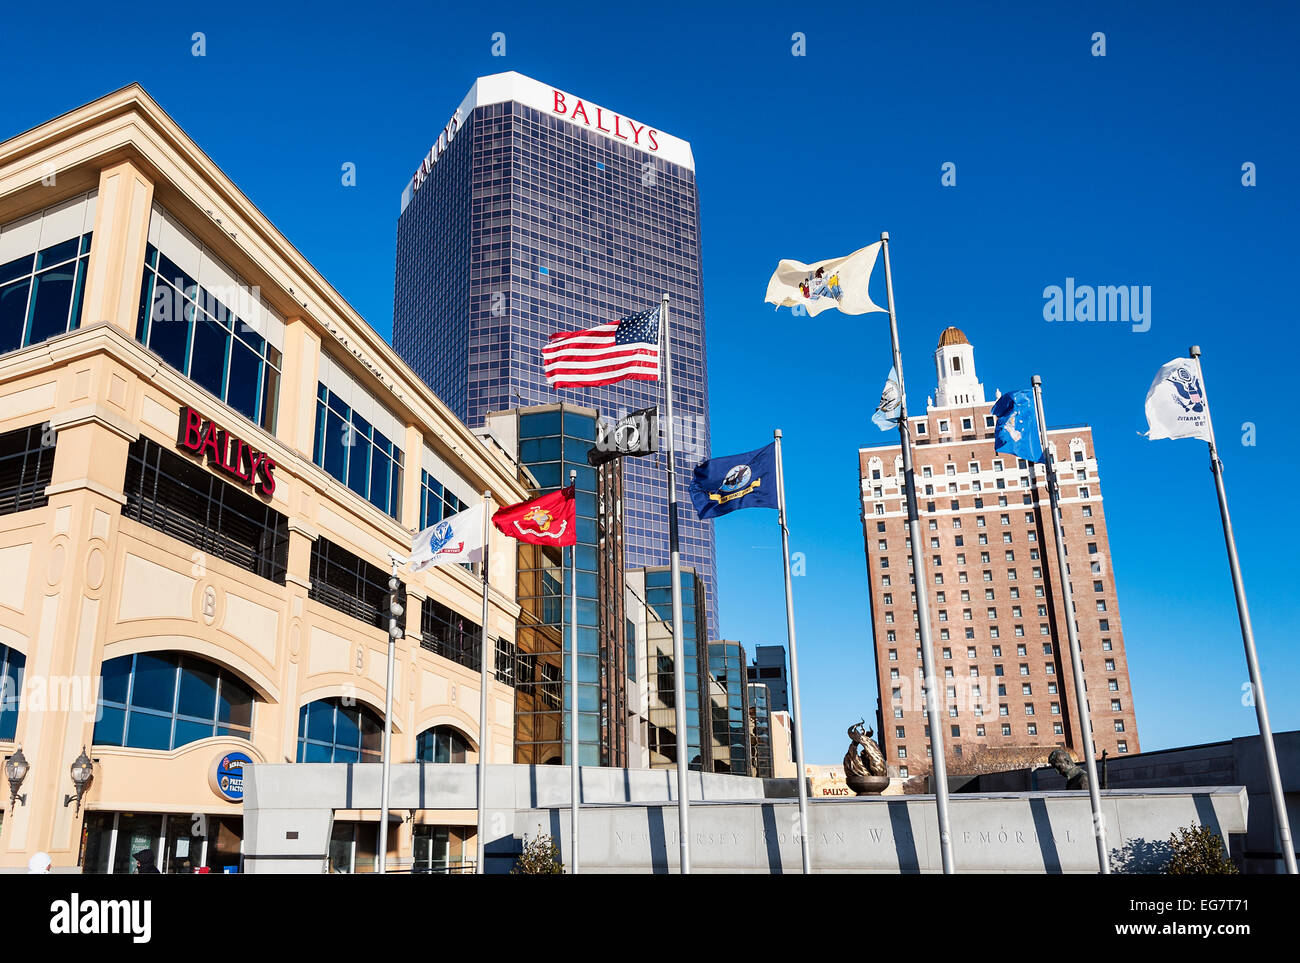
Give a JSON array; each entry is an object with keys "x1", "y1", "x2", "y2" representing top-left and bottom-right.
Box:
[{"x1": 400, "y1": 71, "x2": 695, "y2": 212}]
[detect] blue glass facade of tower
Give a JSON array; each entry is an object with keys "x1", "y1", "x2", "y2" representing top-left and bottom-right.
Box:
[
  {"x1": 641, "y1": 566, "x2": 708, "y2": 770},
  {"x1": 393, "y1": 75, "x2": 718, "y2": 637},
  {"x1": 504, "y1": 404, "x2": 627, "y2": 767}
]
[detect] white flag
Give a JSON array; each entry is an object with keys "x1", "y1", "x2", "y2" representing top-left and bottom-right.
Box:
[
  {"x1": 871, "y1": 366, "x2": 902, "y2": 431},
  {"x1": 410, "y1": 503, "x2": 485, "y2": 572},
  {"x1": 764, "y1": 243, "x2": 886, "y2": 317},
  {"x1": 1144, "y1": 357, "x2": 1212, "y2": 442}
]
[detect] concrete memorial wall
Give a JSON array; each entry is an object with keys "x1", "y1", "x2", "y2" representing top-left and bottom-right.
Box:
[{"x1": 242, "y1": 763, "x2": 1247, "y2": 874}]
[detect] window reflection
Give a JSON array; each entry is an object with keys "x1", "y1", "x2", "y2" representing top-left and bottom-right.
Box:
[{"x1": 93, "y1": 652, "x2": 255, "y2": 750}]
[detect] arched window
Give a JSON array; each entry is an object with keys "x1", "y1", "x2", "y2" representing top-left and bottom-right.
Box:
[
  {"x1": 415, "y1": 725, "x2": 472, "y2": 763},
  {"x1": 297, "y1": 698, "x2": 382, "y2": 763},
  {"x1": 93, "y1": 652, "x2": 254, "y2": 750},
  {"x1": 0, "y1": 644, "x2": 26, "y2": 742}
]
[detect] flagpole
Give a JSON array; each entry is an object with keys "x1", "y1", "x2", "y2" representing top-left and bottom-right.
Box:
[
  {"x1": 1030, "y1": 376, "x2": 1109, "y2": 875},
  {"x1": 567, "y1": 468, "x2": 581, "y2": 874},
  {"x1": 773, "y1": 429, "x2": 812, "y2": 873},
  {"x1": 660, "y1": 291, "x2": 692, "y2": 874},
  {"x1": 879, "y1": 231, "x2": 955, "y2": 874},
  {"x1": 1190, "y1": 345, "x2": 1297, "y2": 874},
  {"x1": 476, "y1": 490, "x2": 492, "y2": 874}
]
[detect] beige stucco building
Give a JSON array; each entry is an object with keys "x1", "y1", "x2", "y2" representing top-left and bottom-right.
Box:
[{"x1": 0, "y1": 86, "x2": 532, "y2": 872}]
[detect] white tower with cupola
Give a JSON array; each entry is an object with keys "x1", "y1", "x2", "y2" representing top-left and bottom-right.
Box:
[{"x1": 932, "y1": 326, "x2": 985, "y2": 408}]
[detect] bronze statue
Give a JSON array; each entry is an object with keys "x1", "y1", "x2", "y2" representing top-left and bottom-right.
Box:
[
  {"x1": 1048, "y1": 748, "x2": 1089, "y2": 790},
  {"x1": 844, "y1": 720, "x2": 889, "y2": 795}
]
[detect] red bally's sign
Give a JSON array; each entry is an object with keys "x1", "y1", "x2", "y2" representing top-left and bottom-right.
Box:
[
  {"x1": 176, "y1": 405, "x2": 276, "y2": 497},
  {"x1": 551, "y1": 90, "x2": 660, "y2": 151}
]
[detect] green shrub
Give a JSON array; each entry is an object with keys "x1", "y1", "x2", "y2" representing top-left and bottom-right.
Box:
[
  {"x1": 1164, "y1": 823, "x2": 1238, "y2": 875},
  {"x1": 512, "y1": 833, "x2": 564, "y2": 875}
]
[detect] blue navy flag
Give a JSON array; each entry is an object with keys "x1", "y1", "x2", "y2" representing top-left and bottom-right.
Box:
[
  {"x1": 689, "y1": 443, "x2": 779, "y2": 519},
  {"x1": 991, "y1": 390, "x2": 1044, "y2": 463}
]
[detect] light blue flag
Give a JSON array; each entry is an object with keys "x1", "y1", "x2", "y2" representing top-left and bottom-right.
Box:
[
  {"x1": 871, "y1": 367, "x2": 903, "y2": 431},
  {"x1": 991, "y1": 389, "x2": 1044, "y2": 463}
]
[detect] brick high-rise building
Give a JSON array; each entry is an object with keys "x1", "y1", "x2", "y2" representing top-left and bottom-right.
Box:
[{"x1": 858, "y1": 327, "x2": 1139, "y2": 779}]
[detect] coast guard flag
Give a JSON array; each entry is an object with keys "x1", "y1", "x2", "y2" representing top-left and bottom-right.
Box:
[
  {"x1": 991, "y1": 390, "x2": 1044, "y2": 463},
  {"x1": 871, "y1": 367, "x2": 903, "y2": 431},
  {"x1": 1144, "y1": 358, "x2": 1212, "y2": 441},
  {"x1": 689, "y1": 444, "x2": 779, "y2": 519},
  {"x1": 410, "y1": 503, "x2": 485, "y2": 573},
  {"x1": 764, "y1": 244, "x2": 886, "y2": 317}
]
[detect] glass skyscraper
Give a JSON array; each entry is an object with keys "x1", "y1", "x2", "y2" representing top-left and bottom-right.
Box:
[
  {"x1": 748, "y1": 683, "x2": 775, "y2": 779},
  {"x1": 393, "y1": 72, "x2": 718, "y2": 637},
  {"x1": 484, "y1": 404, "x2": 626, "y2": 767},
  {"x1": 631, "y1": 565, "x2": 709, "y2": 771},
  {"x1": 707, "y1": 640, "x2": 751, "y2": 775}
]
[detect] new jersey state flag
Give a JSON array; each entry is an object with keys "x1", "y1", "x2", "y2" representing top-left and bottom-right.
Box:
[
  {"x1": 689, "y1": 444, "x2": 779, "y2": 519},
  {"x1": 492, "y1": 485, "x2": 576, "y2": 545},
  {"x1": 991, "y1": 389, "x2": 1044, "y2": 464},
  {"x1": 410, "y1": 503, "x2": 485, "y2": 573},
  {"x1": 764, "y1": 243, "x2": 886, "y2": 317}
]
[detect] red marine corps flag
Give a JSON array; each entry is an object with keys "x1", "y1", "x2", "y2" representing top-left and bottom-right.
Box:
[{"x1": 491, "y1": 485, "x2": 576, "y2": 546}]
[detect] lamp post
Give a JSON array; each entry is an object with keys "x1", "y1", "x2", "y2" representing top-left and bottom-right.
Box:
[
  {"x1": 5, "y1": 746, "x2": 29, "y2": 810},
  {"x1": 379, "y1": 557, "x2": 405, "y2": 874},
  {"x1": 63, "y1": 747, "x2": 94, "y2": 814}
]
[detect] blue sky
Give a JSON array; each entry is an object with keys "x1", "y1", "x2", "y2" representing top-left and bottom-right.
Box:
[{"x1": 5, "y1": 1, "x2": 1297, "y2": 763}]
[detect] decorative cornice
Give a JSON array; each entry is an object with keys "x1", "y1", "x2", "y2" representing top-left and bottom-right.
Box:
[
  {"x1": 46, "y1": 403, "x2": 140, "y2": 442},
  {"x1": 43, "y1": 478, "x2": 127, "y2": 505},
  {"x1": 286, "y1": 520, "x2": 319, "y2": 541}
]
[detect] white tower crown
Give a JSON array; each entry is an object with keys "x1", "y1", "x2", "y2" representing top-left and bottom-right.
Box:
[{"x1": 933, "y1": 326, "x2": 985, "y2": 408}]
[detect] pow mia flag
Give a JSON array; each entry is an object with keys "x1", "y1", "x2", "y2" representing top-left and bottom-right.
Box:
[{"x1": 588, "y1": 407, "x2": 659, "y2": 465}]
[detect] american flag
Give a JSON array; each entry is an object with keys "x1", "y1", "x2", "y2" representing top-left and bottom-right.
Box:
[{"x1": 543, "y1": 307, "x2": 661, "y2": 389}]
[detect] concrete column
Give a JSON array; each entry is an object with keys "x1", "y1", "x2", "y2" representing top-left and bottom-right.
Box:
[
  {"x1": 3, "y1": 354, "x2": 137, "y2": 870},
  {"x1": 401, "y1": 423, "x2": 423, "y2": 532},
  {"x1": 274, "y1": 317, "x2": 321, "y2": 459},
  {"x1": 80, "y1": 160, "x2": 155, "y2": 336}
]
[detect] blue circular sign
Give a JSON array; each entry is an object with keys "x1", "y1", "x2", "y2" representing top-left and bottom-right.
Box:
[{"x1": 210, "y1": 751, "x2": 252, "y2": 803}]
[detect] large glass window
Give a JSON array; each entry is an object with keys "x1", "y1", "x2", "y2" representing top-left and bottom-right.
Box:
[
  {"x1": 1, "y1": 195, "x2": 93, "y2": 356},
  {"x1": 420, "y1": 469, "x2": 476, "y2": 574},
  {"x1": 308, "y1": 537, "x2": 403, "y2": 631},
  {"x1": 419, "y1": 469, "x2": 465, "y2": 528},
  {"x1": 412, "y1": 825, "x2": 473, "y2": 874},
  {"x1": 135, "y1": 244, "x2": 281, "y2": 431},
  {"x1": 415, "y1": 725, "x2": 472, "y2": 763},
  {"x1": 312, "y1": 383, "x2": 403, "y2": 518},
  {"x1": 0, "y1": 643, "x2": 26, "y2": 742},
  {"x1": 0, "y1": 422, "x2": 56, "y2": 516},
  {"x1": 494, "y1": 636, "x2": 517, "y2": 687},
  {"x1": 122, "y1": 437, "x2": 289, "y2": 584},
  {"x1": 93, "y1": 652, "x2": 254, "y2": 750},
  {"x1": 419, "y1": 599, "x2": 480, "y2": 670},
  {"x1": 297, "y1": 698, "x2": 382, "y2": 763},
  {"x1": 327, "y1": 820, "x2": 397, "y2": 873}
]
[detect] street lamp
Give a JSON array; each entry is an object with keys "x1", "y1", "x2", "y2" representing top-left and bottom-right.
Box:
[
  {"x1": 63, "y1": 746, "x2": 94, "y2": 813},
  {"x1": 5, "y1": 745, "x2": 29, "y2": 810}
]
